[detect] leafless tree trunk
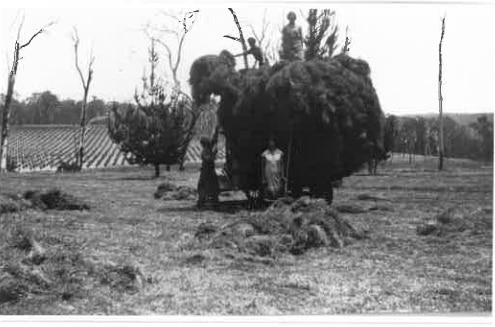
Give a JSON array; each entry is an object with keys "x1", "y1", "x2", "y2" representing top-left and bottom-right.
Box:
[
  {"x1": 248, "y1": 10, "x2": 272, "y2": 65},
  {"x1": 0, "y1": 18, "x2": 53, "y2": 172},
  {"x1": 146, "y1": 10, "x2": 200, "y2": 171},
  {"x1": 152, "y1": 10, "x2": 198, "y2": 91},
  {"x1": 342, "y1": 26, "x2": 351, "y2": 53},
  {"x1": 72, "y1": 27, "x2": 95, "y2": 171},
  {"x1": 225, "y1": 8, "x2": 249, "y2": 70},
  {"x1": 438, "y1": 16, "x2": 446, "y2": 171}
]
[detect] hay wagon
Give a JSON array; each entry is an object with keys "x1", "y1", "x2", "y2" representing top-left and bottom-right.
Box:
[{"x1": 191, "y1": 52, "x2": 386, "y2": 204}]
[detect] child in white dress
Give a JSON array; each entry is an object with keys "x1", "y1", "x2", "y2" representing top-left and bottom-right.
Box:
[{"x1": 261, "y1": 139, "x2": 285, "y2": 199}]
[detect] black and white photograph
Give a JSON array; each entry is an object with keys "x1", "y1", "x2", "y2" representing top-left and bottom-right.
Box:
[{"x1": 0, "y1": 0, "x2": 493, "y2": 323}]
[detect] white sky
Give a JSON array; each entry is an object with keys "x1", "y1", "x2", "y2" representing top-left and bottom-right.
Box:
[{"x1": 1, "y1": 0, "x2": 494, "y2": 115}]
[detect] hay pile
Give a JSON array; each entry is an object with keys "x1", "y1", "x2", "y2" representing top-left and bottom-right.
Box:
[
  {"x1": 194, "y1": 197, "x2": 368, "y2": 257},
  {"x1": 416, "y1": 207, "x2": 492, "y2": 237},
  {"x1": 189, "y1": 51, "x2": 385, "y2": 197},
  {"x1": 0, "y1": 226, "x2": 145, "y2": 304},
  {"x1": 0, "y1": 195, "x2": 29, "y2": 215},
  {"x1": 154, "y1": 182, "x2": 197, "y2": 201},
  {"x1": 0, "y1": 189, "x2": 89, "y2": 215},
  {"x1": 24, "y1": 189, "x2": 90, "y2": 211}
]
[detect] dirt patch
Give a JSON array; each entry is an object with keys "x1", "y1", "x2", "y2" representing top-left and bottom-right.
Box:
[
  {"x1": 154, "y1": 182, "x2": 197, "y2": 201},
  {"x1": 195, "y1": 197, "x2": 368, "y2": 258},
  {"x1": 416, "y1": 206, "x2": 492, "y2": 237}
]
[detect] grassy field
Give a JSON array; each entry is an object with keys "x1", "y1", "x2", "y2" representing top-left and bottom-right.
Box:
[{"x1": 0, "y1": 154, "x2": 492, "y2": 315}]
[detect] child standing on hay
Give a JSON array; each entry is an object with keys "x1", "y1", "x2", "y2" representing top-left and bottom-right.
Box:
[
  {"x1": 261, "y1": 138, "x2": 285, "y2": 200},
  {"x1": 234, "y1": 37, "x2": 265, "y2": 68},
  {"x1": 280, "y1": 11, "x2": 304, "y2": 61},
  {"x1": 197, "y1": 130, "x2": 220, "y2": 209}
]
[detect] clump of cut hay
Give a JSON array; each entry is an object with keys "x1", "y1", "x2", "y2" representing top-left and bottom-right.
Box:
[
  {"x1": 195, "y1": 197, "x2": 368, "y2": 258},
  {"x1": 0, "y1": 194, "x2": 30, "y2": 215},
  {"x1": 98, "y1": 263, "x2": 145, "y2": 294},
  {"x1": 23, "y1": 189, "x2": 90, "y2": 211},
  {"x1": 15, "y1": 188, "x2": 90, "y2": 210},
  {"x1": 416, "y1": 206, "x2": 492, "y2": 237},
  {"x1": 154, "y1": 182, "x2": 197, "y2": 201}
]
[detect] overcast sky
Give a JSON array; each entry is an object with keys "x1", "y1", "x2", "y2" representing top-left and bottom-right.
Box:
[{"x1": 1, "y1": 0, "x2": 494, "y2": 115}]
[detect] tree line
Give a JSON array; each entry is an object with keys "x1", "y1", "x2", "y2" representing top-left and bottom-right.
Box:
[
  {"x1": 386, "y1": 114, "x2": 493, "y2": 163},
  {"x1": 0, "y1": 92, "x2": 109, "y2": 125}
]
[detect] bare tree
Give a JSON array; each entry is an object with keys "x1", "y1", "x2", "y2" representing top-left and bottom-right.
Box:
[
  {"x1": 145, "y1": 10, "x2": 200, "y2": 171},
  {"x1": 248, "y1": 10, "x2": 273, "y2": 65},
  {"x1": 438, "y1": 16, "x2": 446, "y2": 171},
  {"x1": 148, "y1": 9, "x2": 199, "y2": 91},
  {"x1": 0, "y1": 16, "x2": 54, "y2": 172},
  {"x1": 224, "y1": 8, "x2": 249, "y2": 70},
  {"x1": 72, "y1": 27, "x2": 95, "y2": 170}
]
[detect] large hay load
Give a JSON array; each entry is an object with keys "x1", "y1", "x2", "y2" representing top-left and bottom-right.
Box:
[{"x1": 189, "y1": 51, "x2": 385, "y2": 202}]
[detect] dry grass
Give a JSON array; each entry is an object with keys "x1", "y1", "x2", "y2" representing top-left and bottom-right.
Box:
[{"x1": 0, "y1": 155, "x2": 491, "y2": 314}]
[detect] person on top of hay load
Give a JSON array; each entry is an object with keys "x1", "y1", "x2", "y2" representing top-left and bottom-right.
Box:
[
  {"x1": 197, "y1": 128, "x2": 220, "y2": 209},
  {"x1": 234, "y1": 37, "x2": 265, "y2": 68},
  {"x1": 261, "y1": 138, "x2": 285, "y2": 200},
  {"x1": 280, "y1": 11, "x2": 304, "y2": 61}
]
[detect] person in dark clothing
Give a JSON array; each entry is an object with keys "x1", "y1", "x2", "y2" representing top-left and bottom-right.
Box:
[
  {"x1": 234, "y1": 37, "x2": 265, "y2": 68},
  {"x1": 197, "y1": 129, "x2": 220, "y2": 209}
]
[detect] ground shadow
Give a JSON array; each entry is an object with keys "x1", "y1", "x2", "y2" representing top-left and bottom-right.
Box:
[{"x1": 160, "y1": 199, "x2": 268, "y2": 214}]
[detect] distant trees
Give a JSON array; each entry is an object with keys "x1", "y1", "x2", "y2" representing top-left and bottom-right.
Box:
[
  {"x1": 470, "y1": 115, "x2": 493, "y2": 163},
  {"x1": 391, "y1": 115, "x2": 492, "y2": 162},
  {"x1": 383, "y1": 115, "x2": 399, "y2": 160},
  {"x1": 0, "y1": 93, "x2": 109, "y2": 125},
  {"x1": 107, "y1": 40, "x2": 196, "y2": 178},
  {"x1": 26, "y1": 91, "x2": 60, "y2": 124}
]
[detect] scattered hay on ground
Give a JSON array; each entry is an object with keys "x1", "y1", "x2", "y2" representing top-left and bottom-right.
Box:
[
  {"x1": 416, "y1": 206, "x2": 492, "y2": 237},
  {"x1": 154, "y1": 182, "x2": 197, "y2": 201},
  {"x1": 0, "y1": 194, "x2": 30, "y2": 215},
  {"x1": 194, "y1": 197, "x2": 368, "y2": 258},
  {"x1": 0, "y1": 226, "x2": 144, "y2": 304}
]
